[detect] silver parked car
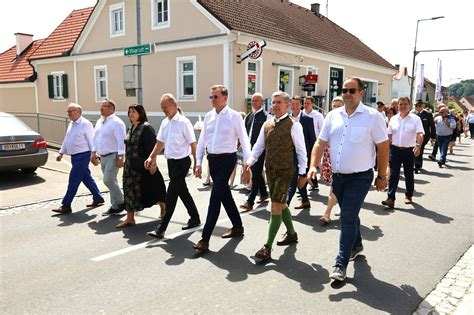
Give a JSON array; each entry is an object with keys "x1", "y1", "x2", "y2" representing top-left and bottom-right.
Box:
[{"x1": 0, "y1": 112, "x2": 48, "y2": 173}]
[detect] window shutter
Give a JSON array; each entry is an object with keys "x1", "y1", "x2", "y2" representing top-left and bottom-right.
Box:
[
  {"x1": 62, "y1": 74, "x2": 69, "y2": 99},
  {"x1": 47, "y1": 75, "x2": 54, "y2": 99}
]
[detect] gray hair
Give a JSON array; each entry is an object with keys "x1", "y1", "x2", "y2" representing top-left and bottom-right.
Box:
[
  {"x1": 252, "y1": 92, "x2": 264, "y2": 100},
  {"x1": 161, "y1": 93, "x2": 177, "y2": 106},
  {"x1": 68, "y1": 103, "x2": 82, "y2": 114},
  {"x1": 272, "y1": 91, "x2": 291, "y2": 103}
]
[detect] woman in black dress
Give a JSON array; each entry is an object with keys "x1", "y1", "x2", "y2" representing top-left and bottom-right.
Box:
[{"x1": 117, "y1": 105, "x2": 166, "y2": 228}]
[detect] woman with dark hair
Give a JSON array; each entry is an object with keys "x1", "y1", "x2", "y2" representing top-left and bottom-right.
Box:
[{"x1": 117, "y1": 105, "x2": 166, "y2": 228}]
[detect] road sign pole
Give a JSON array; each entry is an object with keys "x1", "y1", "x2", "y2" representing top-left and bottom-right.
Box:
[{"x1": 136, "y1": 0, "x2": 143, "y2": 106}]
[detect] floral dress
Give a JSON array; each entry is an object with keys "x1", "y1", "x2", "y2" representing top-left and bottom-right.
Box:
[
  {"x1": 320, "y1": 147, "x2": 332, "y2": 184},
  {"x1": 123, "y1": 122, "x2": 166, "y2": 212}
]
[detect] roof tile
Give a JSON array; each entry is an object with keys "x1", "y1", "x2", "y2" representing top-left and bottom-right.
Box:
[{"x1": 0, "y1": 39, "x2": 44, "y2": 83}]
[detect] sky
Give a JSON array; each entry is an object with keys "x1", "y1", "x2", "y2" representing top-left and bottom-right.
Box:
[{"x1": 1, "y1": 0, "x2": 473, "y2": 86}]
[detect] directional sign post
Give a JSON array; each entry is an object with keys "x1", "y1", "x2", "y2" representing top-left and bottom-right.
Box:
[{"x1": 124, "y1": 44, "x2": 152, "y2": 57}]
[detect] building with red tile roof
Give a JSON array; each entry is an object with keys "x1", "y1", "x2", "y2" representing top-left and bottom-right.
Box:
[{"x1": 0, "y1": 39, "x2": 44, "y2": 83}]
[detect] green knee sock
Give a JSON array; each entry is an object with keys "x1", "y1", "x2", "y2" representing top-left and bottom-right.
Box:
[
  {"x1": 281, "y1": 207, "x2": 296, "y2": 235},
  {"x1": 265, "y1": 214, "x2": 282, "y2": 248}
]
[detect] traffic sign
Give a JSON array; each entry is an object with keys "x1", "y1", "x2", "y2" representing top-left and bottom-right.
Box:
[
  {"x1": 239, "y1": 40, "x2": 266, "y2": 62},
  {"x1": 124, "y1": 44, "x2": 152, "y2": 56}
]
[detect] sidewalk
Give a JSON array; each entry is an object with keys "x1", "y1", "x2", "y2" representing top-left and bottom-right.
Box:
[{"x1": 414, "y1": 245, "x2": 473, "y2": 314}]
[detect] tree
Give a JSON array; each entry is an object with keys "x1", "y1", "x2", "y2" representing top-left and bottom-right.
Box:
[{"x1": 448, "y1": 79, "x2": 474, "y2": 99}]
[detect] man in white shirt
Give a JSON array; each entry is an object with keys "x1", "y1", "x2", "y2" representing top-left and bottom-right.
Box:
[
  {"x1": 382, "y1": 97, "x2": 424, "y2": 209},
  {"x1": 52, "y1": 103, "x2": 104, "y2": 214},
  {"x1": 304, "y1": 96, "x2": 324, "y2": 191},
  {"x1": 193, "y1": 85, "x2": 251, "y2": 252},
  {"x1": 145, "y1": 94, "x2": 201, "y2": 239},
  {"x1": 243, "y1": 91, "x2": 307, "y2": 261},
  {"x1": 308, "y1": 77, "x2": 389, "y2": 282},
  {"x1": 91, "y1": 99, "x2": 126, "y2": 215}
]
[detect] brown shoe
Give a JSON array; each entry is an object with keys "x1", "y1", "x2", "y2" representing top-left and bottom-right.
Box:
[
  {"x1": 193, "y1": 239, "x2": 209, "y2": 252},
  {"x1": 52, "y1": 205, "x2": 72, "y2": 214},
  {"x1": 276, "y1": 232, "x2": 298, "y2": 246},
  {"x1": 294, "y1": 201, "x2": 311, "y2": 209},
  {"x1": 404, "y1": 197, "x2": 413, "y2": 204},
  {"x1": 257, "y1": 194, "x2": 269, "y2": 203},
  {"x1": 239, "y1": 202, "x2": 253, "y2": 211},
  {"x1": 255, "y1": 245, "x2": 272, "y2": 260},
  {"x1": 86, "y1": 197, "x2": 105, "y2": 207},
  {"x1": 221, "y1": 226, "x2": 244, "y2": 238},
  {"x1": 381, "y1": 198, "x2": 395, "y2": 208}
]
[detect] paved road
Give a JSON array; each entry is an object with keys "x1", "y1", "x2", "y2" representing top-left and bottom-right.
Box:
[{"x1": 1, "y1": 141, "x2": 473, "y2": 313}]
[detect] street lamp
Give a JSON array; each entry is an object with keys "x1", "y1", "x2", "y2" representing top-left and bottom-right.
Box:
[{"x1": 409, "y1": 16, "x2": 445, "y2": 104}]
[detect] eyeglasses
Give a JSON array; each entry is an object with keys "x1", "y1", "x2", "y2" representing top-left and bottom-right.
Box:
[
  {"x1": 342, "y1": 88, "x2": 361, "y2": 94},
  {"x1": 415, "y1": 104, "x2": 423, "y2": 107},
  {"x1": 66, "y1": 110, "x2": 77, "y2": 113},
  {"x1": 209, "y1": 95, "x2": 220, "y2": 99}
]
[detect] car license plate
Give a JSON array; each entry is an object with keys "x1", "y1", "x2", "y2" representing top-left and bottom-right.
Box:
[{"x1": 1, "y1": 143, "x2": 26, "y2": 151}]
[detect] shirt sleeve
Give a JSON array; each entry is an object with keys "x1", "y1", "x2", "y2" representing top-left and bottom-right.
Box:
[
  {"x1": 316, "y1": 114, "x2": 324, "y2": 138},
  {"x1": 414, "y1": 116, "x2": 425, "y2": 135},
  {"x1": 318, "y1": 112, "x2": 331, "y2": 142},
  {"x1": 156, "y1": 120, "x2": 165, "y2": 142},
  {"x1": 184, "y1": 119, "x2": 197, "y2": 144},
  {"x1": 92, "y1": 120, "x2": 100, "y2": 152},
  {"x1": 114, "y1": 120, "x2": 126, "y2": 155},
  {"x1": 84, "y1": 121, "x2": 95, "y2": 151},
  {"x1": 59, "y1": 123, "x2": 70, "y2": 154},
  {"x1": 235, "y1": 113, "x2": 251, "y2": 162},
  {"x1": 291, "y1": 122, "x2": 308, "y2": 174},
  {"x1": 246, "y1": 124, "x2": 266, "y2": 165},
  {"x1": 387, "y1": 117, "x2": 393, "y2": 135},
  {"x1": 196, "y1": 114, "x2": 208, "y2": 166},
  {"x1": 371, "y1": 112, "x2": 389, "y2": 144}
]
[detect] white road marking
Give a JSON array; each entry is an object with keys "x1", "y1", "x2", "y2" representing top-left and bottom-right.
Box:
[{"x1": 91, "y1": 206, "x2": 267, "y2": 262}]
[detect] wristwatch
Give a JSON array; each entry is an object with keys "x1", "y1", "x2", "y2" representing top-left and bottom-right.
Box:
[{"x1": 377, "y1": 175, "x2": 387, "y2": 180}]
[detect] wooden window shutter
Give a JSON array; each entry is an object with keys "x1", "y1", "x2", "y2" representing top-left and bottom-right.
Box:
[
  {"x1": 62, "y1": 74, "x2": 69, "y2": 99},
  {"x1": 47, "y1": 75, "x2": 54, "y2": 99}
]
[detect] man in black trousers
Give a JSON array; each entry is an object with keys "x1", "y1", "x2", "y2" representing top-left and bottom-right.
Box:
[
  {"x1": 145, "y1": 93, "x2": 201, "y2": 238},
  {"x1": 240, "y1": 93, "x2": 269, "y2": 211},
  {"x1": 414, "y1": 100, "x2": 436, "y2": 173}
]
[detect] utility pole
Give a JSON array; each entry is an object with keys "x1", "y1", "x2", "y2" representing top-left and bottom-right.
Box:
[{"x1": 136, "y1": 0, "x2": 143, "y2": 106}]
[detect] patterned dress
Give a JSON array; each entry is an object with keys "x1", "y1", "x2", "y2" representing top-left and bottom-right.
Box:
[
  {"x1": 123, "y1": 122, "x2": 166, "y2": 212},
  {"x1": 320, "y1": 146, "x2": 333, "y2": 184}
]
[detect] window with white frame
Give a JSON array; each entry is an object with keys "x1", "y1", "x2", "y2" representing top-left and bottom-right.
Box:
[
  {"x1": 109, "y1": 2, "x2": 125, "y2": 37},
  {"x1": 279, "y1": 67, "x2": 293, "y2": 97},
  {"x1": 176, "y1": 56, "x2": 196, "y2": 100},
  {"x1": 246, "y1": 60, "x2": 262, "y2": 97},
  {"x1": 151, "y1": 0, "x2": 170, "y2": 29},
  {"x1": 94, "y1": 66, "x2": 108, "y2": 102},
  {"x1": 47, "y1": 72, "x2": 68, "y2": 100},
  {"x1": 53, "y1": 73, "x2": 64, "y2": 99}
]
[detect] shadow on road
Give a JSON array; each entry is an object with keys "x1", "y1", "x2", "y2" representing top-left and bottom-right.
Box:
[
  {"x1": 329, "y1": 256, "x2": 421, "y2": 313},
  {"x1": 398, "y1": 202, "x2": 454, "y2": 224},
  {"x1": 0, "y1": 170, "x2": 46, "y2": 190},
  {"x1": 53, "y1": 208, "x2": 96, "y2": 226}
]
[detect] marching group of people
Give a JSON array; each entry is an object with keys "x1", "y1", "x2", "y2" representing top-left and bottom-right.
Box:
[{"x1": 53, "y1": 77, "x2": 472, "y2": 282}]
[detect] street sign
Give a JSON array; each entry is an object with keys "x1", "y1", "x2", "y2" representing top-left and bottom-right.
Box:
[
  {"x1": 306, "y1": 74, "x2": 318, "y2": 84},
  {"x1": 239, "y1": 40, "x2": 266, "y2": 62},
  {"x1": 302, "y1": 84, "x2": 315, "y2": 92},
  {"x1": 124, "y1": 44, "x2": 152, "y2": 56}
]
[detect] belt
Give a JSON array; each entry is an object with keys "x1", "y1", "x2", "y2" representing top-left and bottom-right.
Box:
[
  {"x1": 333, "y1": 169, "x2": 372, "y2": 177},
  {"x1": 391, "y1": 145, "x2": 413, "y2": 150},
  {"x1": 168, "y1": 156, "x2": 190, "y2": 161},
  {"x1": 100, "y1": 152, "x2": 117, "y2": 157},
  {"x1": 207, "y1": 152, "x2": 235, "y2": 158}
]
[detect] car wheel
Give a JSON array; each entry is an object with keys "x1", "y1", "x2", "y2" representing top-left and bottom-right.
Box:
[{"x1": 21, "y1": 167, "x2": 37, "y2": 174}]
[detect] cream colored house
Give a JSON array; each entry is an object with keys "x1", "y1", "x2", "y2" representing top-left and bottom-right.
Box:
[{"x1": 1, "y1": 0, "x2": 396, "y2": 127}]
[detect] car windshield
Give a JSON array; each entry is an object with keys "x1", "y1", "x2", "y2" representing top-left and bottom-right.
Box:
[{"x1": 0, "y1": 116, "x2": 32, "y2": 134}]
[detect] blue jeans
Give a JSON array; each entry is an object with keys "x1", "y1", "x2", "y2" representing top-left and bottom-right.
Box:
[
  {"x1": 388, "y1": 145, "x2": 415, "y2": 200},
  {"x1": 202, "y1": 153, "x2": 243, "y2": 241},
  {"x1": 62, "y1": 151, "x2": 102, "y2": 206},
  {"x1": 332, "y1": 169, "x2": 373, "y2": 267},
  {"x1": 437, "y1": 135, "x2": 451, "y2": 163},
  {"x1": 246, "y1": 152, "x2": 267, "y2": 205},
  {"x1": 286, "y1": 170, "x2": 309, "y2": 205}
]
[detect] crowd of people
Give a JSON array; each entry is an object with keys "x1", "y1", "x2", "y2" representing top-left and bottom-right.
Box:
[{"x1": 53, "y1": 77, "x2": 472, "y2": 283}]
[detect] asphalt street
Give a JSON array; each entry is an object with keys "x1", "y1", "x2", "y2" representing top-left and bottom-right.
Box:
[{"x1": 0, "y1": 141, "x2": 473, "y2": 314}]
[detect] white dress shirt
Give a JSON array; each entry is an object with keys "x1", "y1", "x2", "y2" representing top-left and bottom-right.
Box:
[
  {"x1": 319, "y1": 102, "x2": 388, "y2": 174},
  {"x1": 247, "y1": 114, "x2": 308, "y2": 174},
  {"x1": 196, "y1": 105, "x2": 251, "y2": 165},
  {"x1": 93, "y1": 113, "x2": 126, "y2": 155},
  {"x1": 248, "y1": 107, "x2": 269, "y2": 137},
  {"x1": 388, "y1": 113, "x2": 424, "y2": 147},
  {"x1": 157, "y1": 112, "x2": 196, "y2": 159},
  {"x1": 59, "y1": 116, "x2": 95, "y2": 155},
  {"x1": 305, "y1": 108, "x2": 324, "y2": 138}
]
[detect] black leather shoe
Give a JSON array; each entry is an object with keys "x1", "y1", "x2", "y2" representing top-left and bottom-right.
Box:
[
  {"x1": 147, "y1": 229, "x2": 165, "y2": 239},
  {"x1": 182, "y1": 219, "x2": 201, "y2": 230},
  {"x1": 102, "y1": 207, "x2": 123, "y2": 216},
  {"x1": 86, "y1": 197, "x2": 105, "y2": 207}
]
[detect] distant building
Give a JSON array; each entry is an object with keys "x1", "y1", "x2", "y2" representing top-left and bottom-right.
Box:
[
  {"x1": 459, "y1": 96, "x2": 473, "y2": 111},
  {"x1": 392, "y1": 65, "x2": 410, "y2": 100}
]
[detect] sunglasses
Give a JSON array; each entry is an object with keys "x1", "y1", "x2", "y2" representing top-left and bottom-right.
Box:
[
  {"x1": 342, "y1": 88, "x2": 361, "y2": 94},
  {"x1": 209, "y1": 95, "x2": 220, "y2": 99}
]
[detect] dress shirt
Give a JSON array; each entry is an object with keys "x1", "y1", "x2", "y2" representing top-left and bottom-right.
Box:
[
  {"x1": 157, "y1": 112, "x2": 196, "y2": 159},
  {"x1": 291, "y1": 111, "x2": 302, "y2": 122},
  {"x1": 434, "y1": 116, "x2": 456, "y2": 136},
  {"x1": 196, "y1": 105, "x2": 251, "y2": 165},
  {"x1": 388, "y1": 113, "x2": 424, "y2": 147},
  {"x1": 248, "y1": 107, "x2": 268, "y2": 137},
  {"x1": 379, "y1": 110, "x2": 387, "y2": 119},
  {"x1": 93, "y1": 113, "x2": 126, "y2": 155},
  {"x1": 319, "y1": 102, "x2": 388, "y2": 174},
  {"x1": 305, "y1": 108, "x2": 324, "y2": 138},
  {"x1": 467, "y1": 113, "x2": 474, "y2": 124},
  {"x1": 59, "y1": 116, "x2": 95, "y2": 155},
  {"x1": 247, "y1": 115, "x2": 308, "y2": 174}
]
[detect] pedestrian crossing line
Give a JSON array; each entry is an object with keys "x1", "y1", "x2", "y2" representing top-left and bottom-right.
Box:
[{"x1": 90, "y1": 206, "x2": 267, "y2": 262}]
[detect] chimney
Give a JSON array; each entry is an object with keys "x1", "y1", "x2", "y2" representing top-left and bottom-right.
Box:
[
  {"x1": 395, "y1": 64, "x2": 400, "y2": 70},
  {"x1": 15, "y1": 33, "x2": 33, "y2": 56},
  {"x1": 311, "y1": 3, "x2": 320, "y2": 14}
]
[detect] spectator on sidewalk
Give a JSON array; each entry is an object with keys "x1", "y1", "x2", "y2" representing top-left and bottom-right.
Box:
[
  {"x1": 414, "y1": 100, "x2": 436, "y2": 173},
  {"x1": 382, "y1": 96, "x2": 424, "y2": 209},
  {"x1": 52, "y1": 103, "x2": 104, "y2": 214},
  {"x1": 91, "y1": 99, "x2": 127, "y2": 216}
]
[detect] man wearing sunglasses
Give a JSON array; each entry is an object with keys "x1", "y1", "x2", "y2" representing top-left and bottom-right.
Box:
[
  {"x1": 307, "y1": 77, "x2": 389, "y2": 282},
  {"x1": 414, "y1": 100, "x2": 436, "y2": 173},
  {"x1": 193, "y1": 85, "x2": 251, "y2": 252}
]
